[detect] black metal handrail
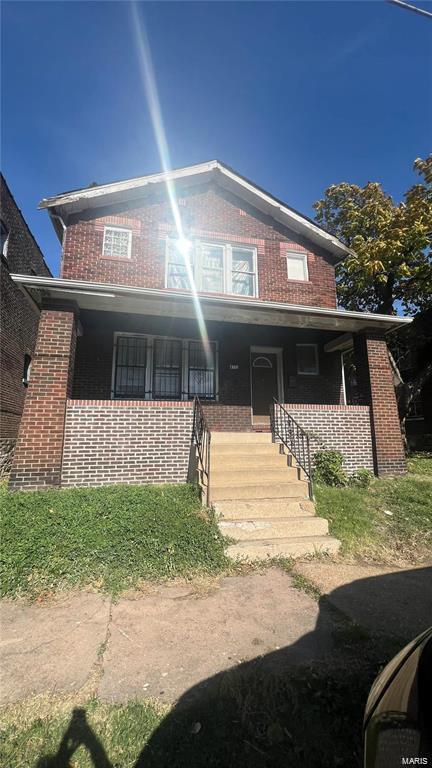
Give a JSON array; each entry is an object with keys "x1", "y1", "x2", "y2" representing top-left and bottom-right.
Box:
[
  {"x1": 191, "y1": 396, "x2": 211, "y2": 506},
  {"x1": 270, "y1": 398, "x2": 313, "y2": 499}
]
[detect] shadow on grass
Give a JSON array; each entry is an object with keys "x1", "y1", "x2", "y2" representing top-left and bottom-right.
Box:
[{"x1": 35, "y1": 566, "x2": 432, "y2": 768}]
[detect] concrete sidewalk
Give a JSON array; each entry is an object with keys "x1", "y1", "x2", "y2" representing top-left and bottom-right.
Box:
[
  {"x1": 1, "y1": 562, "x2": 430, "y2": 707},
  {"x1": 0, "y1": 569, "x2": 334, "y2": 706}
]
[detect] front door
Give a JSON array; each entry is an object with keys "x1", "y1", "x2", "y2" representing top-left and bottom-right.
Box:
[{"x1": 251, "y1": 351, "x2": 279, "y2": 424}]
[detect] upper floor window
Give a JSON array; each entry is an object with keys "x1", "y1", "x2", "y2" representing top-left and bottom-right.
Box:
[
  {"x1": 102, "y1": 226, "x2": 132, "y2": 259},
  {"x1": 166, "y1": 238, "x2": 258, "y2": 297},
  {"x1": 286, "y1": 251, "x2": 308, "y2": 282},
  {"x1": 1, "y1": 220, "x2": 9, "y2": 259}
]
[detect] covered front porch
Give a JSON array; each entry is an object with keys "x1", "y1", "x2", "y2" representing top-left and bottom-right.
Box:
[{"x1": 9, "y1": 275, "x2": 410, "y2": 489}]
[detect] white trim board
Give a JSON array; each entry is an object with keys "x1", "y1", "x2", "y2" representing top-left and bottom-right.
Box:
[{"x1": 38, "y1": 160, "x2": 354, "y2": 260}]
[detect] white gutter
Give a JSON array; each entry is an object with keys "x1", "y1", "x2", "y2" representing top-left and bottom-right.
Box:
[{"x1": 11, "y1": 274, "x2": 413, "y2": 330}]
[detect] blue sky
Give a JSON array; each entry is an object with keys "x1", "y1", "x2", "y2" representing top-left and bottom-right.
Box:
[{"x1": 1, "y1": 1, "x2": 431, "y2": 276}]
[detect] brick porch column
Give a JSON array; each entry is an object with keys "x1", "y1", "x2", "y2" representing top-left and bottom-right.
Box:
[
  {"x1": 9, "y1": 306, "x2": 78, "y2": 490},
  {"x1": 353, "y1": 332, "x2": 406, "y2": 476}
]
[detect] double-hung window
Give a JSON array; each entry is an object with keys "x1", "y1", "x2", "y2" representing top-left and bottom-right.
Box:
[
  {"x1": 103, "y1": 226, "x2": 132, "y2": 259},
  {"x1": 112, "y1": 334, "x2": 217, "y2": 400},
  {"x1": 166, "y1": 238, "x2": 258, "y2": 297}
]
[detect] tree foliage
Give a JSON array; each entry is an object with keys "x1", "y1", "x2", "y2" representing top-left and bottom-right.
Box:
[{"x1": 314, "y1": 155, "x2": 432, "y2": 315}]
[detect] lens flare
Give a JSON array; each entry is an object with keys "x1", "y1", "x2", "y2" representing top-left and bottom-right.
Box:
[{"x1": 130, "y1": 2, "x2": 212, "y2": 367}]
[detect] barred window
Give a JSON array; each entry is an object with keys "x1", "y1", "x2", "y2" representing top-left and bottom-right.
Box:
[
  {"x1": 188, "y1": 341, "x2": 216, "y2": 399},
  {"x1": 153, "y1": 339, "x2": 182, "y2": 399},
  {"x1": 103, "y1": 226, "x2": 132, "y2": 259},
  {"x1": 113, "y1": 335, "x2": 217, "y2": 400},
  {"x1": 114, "y1": 336, "x2": 147, "y2": 397}
]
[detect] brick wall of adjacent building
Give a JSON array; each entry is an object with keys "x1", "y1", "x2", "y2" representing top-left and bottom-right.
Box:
[
  {"x1": 61, "y1": 401, "x2": 194, "y2": 487},
  {"x1": 9, "y1": 309, "x2": 77, "y2": 490},
  {"x1": 61, "y1": 183, "x2": 337, "y2": 309},
  {"x1": 0, "y1": 174, "x2": 51, "y2": 474},
  {"x1": 354, "y1": 333, "x2": 406, "y2": 475},
  {"x1": 281, "y1": 404, "x2": 375, "y2": 475}
]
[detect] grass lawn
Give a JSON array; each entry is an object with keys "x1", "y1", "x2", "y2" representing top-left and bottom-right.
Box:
[
  {"x1": 315, "y1": 452, "x2": 432, "y2": 563},
  {"x1": 0, "y1": 483, "x2": 228, "y2": 598}
]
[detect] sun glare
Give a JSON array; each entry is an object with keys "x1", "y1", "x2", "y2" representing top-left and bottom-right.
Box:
[{"x1": 130, "y1": 2, "x2": 212, "y2": 367}]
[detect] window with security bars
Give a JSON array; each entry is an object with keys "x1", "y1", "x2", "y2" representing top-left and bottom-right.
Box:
[
  {"x1": 114, "y1": 336, "x2": 147, "y2": 397},
  {"x1": 103, "y1": 226, "x2": 132, "y2": 259},
  {"x1": 153, "y1": 339, "x2": 182, "y2": 399},
  {"x1": 188, "y1": 341, "x2": 216, "y2": 399}
]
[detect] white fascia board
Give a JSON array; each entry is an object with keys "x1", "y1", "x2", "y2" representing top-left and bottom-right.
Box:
[
  {"x1": 216, "y1": 164, "x2": 354, "y2": 260},
  {"x1": 38, "y1": 161, "x2": 218, "y2": 210},
  {"x1": 38, "y1": 160, "x2": 352, "y2": 259},
  {"x1": 11, "y1": 274, "x2": 413, "y2": 332}
]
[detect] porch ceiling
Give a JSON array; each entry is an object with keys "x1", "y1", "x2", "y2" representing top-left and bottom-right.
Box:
[{"x1": 12, "y1": 274, "x2": 412, "y2": 334}]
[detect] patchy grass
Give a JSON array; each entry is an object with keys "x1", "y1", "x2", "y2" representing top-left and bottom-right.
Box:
[
  {"x1": 315, "y1": 453, "x2": 432, "y2": 563},
  {"x1": 0, "y1": 483, "x2": 229, "y2": 598},
  {"x1": 0, "y1": 658, "x2": 384, "y2": 768},
  {"x1": 291, "y1": 572, "x2": 322, "y2": 601},
  {"x1": 407, "y1": 451, "x2": 432, "y2": 476}
]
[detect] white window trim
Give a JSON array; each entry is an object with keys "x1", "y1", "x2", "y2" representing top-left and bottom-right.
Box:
[
  {"x1": 296, "y1": 343, "x2": 319, "y2": 375},
  {"x1": 102, "y1": 226, "x2": 132, "y2": 259},
  {"x1": 286, "y1": 250, "x2": 308, "y2": 282},
  {"x1": 1, "y1": 220, "x2": 9, "y2": 260},
  {"x1": 165, "y1": 237, "x2": 258, "y2": 298},
  {"x1": 111, "y1": 332, "x2": 219, "y2": 401}
]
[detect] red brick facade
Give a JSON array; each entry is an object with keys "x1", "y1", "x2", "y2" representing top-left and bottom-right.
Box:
[
  {"x1": 7, "y1": 174, "x2": 408, "y2": 488},
  {"x1": 9, "y1": 309, "x2": 77, "y2": 490},
  {"x1": 354, "y1": 333, "x2": 406, "y2": 475},
  {"x1": 0, "y1": 174, "x2": 51, "y2": 472},
  {"x1": 61, "y1": 184, "x2": 337, "y2": 309}
]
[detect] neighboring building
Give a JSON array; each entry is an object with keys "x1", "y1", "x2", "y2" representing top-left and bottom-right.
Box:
[
  {"x1": 0, "y1": 174, "x2": 51, "y2": 474},
  {"x1": 8, "y1": 161, "x2": 411, "y2": 493}
]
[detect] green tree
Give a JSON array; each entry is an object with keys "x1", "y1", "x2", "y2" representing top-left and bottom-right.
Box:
[
  {"x1": 314, "y1": 155, "x2": 432, "y2": 315},
  {"x1": 314, "y1": 156, "x2": 432, "y2": 444}
]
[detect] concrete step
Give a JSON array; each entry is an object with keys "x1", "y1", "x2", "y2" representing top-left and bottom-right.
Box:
[
  {"x1": 211, "y1": 453, "x2": 290, "y2": 471},
  {"x1": 211, "y1": 467, "x2": 300, "y2": 486},
  {"x1": 211, "y1": 443, "x2": 281, "y2": 456},
  {"x1": 210, "y1": 481, "x2": 308, "y2": 502},
  {"x1": 226, "y1": 535, "x2": 341, "y2": 560},
  {"x1": 211, "y1": 432, "x2": 272, "y2": 444},
  {"x1": 214, "y1": 499, "x2": 315, "y2": 519},
  {"x1": 219, "y1": 516, "x2": 329, "y2": 540}
]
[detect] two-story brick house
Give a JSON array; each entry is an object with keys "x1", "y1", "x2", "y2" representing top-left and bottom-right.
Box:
[
  {"x1": 9, "y1": 161, "x2": 411, "y2": 502},
  {"x1": 0, "y1": 174, "x2": 51, "y2": 474}
]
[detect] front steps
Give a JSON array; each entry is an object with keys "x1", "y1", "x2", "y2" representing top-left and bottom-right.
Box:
[{"x1": 210, "y1": 432, "x2": 340, "y2": 560}]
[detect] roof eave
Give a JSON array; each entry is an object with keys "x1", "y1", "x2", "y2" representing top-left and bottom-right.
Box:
[
  {"x1": 38, "y1": 161, "x2": 352, "y2": 260},
  {"x1": 10, "y1": 274, "x2": 412, "y2": 335}
]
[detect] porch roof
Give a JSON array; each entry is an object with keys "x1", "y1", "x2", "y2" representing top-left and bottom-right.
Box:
[{"x1": 12, "y1": 274, "x2": 412, "y2": 335}]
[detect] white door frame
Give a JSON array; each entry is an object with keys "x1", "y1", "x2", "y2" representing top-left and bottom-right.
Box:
[{"x1": 250, "y1": 346, "x2": 285, "y2": 419}]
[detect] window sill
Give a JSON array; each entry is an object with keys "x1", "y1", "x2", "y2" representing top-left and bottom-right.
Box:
[
  {"x1": 100, "y1": 255, "x2": 133, "y2": 263},
  {"x1": 286, "y1": 279, "x2": 312, "y2": 285},
  {"x1": 165, "y1": 286, "x2": 259, "y2": 300}
]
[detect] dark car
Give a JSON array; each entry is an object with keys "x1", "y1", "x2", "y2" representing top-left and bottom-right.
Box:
[{"x1": 364, "y1": 627, "x2": 432, "y2": 767}]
